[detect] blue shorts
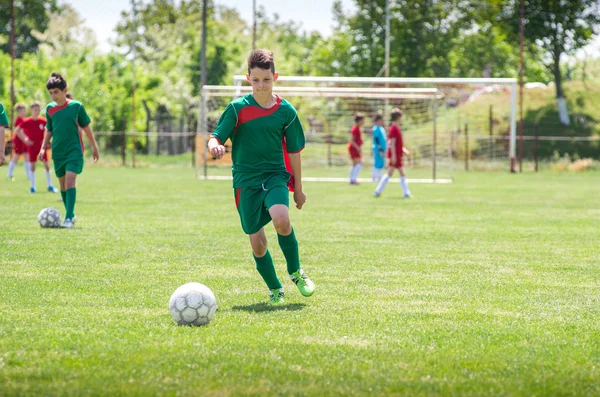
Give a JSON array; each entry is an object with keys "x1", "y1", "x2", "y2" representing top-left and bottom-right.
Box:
[{"x1": 373, "y1": 150, "x2": 385, "y2": 169}]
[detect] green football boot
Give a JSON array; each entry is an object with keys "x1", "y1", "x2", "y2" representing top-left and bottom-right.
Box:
[
  {"x1": 269, "y1": 288, "x2": 285, "y2": 304},
  {"x1": 289, "y1": 269, "x2": 315, "y2": 297}
]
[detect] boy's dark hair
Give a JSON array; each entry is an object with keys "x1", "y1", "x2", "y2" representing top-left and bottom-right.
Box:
[
  {"x1": 354, "y1": 113, "x2": 364, "y2": 123},
  {"x1": 247, "y1": 49, "x2": 275, "y2": 74},
  {"x1": 373, "y1": 113, "x2": 383, "y2": 122},
  {"x1": 15, "y1": 103, "x2": 26, "y2": 111},
  {"x1": 46, "y1": 73, "x2": 67, "y2": 91},
  {"x1": 30, "y1": 101, "x2": 41, "y2": 109},
  {"x1": 66, "y1": 93, "x2": 73, "y2": 99},
  {"x1": 391, "y1": 108, "x2": 403, "y2": 121}
]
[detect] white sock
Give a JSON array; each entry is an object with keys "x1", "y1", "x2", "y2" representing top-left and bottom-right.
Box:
[
  {"x1": 7, "y1": 161, "x2": 16, "y2": 177},
  {"x1": 351, "y1": 164, "x2": 362, "y2": 181},
  {"x1": 372, "y1": 167, "x2": 378, "y2": 182},
  {"x1": 375, "y1": 174, "x2": 390, "y2": 195},
  {"x1": 401, "y1": 176, "x2": 411, "y2": 196},
  {"x1": 349, "y1": 166, "x2": 354, "y2": 181},
  {"x1": 24, "y1": 161, "x2": 31, "y2": 179},
  {"x1": 45, "y1": 170, "x2": 53, "y2": 187},
  {"x1": 30, "y1": 170, "x2": 36, "y2": 190}
]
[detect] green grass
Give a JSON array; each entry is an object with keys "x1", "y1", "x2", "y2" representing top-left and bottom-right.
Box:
[{"x1": 1, "y1": 167, "x2": 599, "y2": 396}]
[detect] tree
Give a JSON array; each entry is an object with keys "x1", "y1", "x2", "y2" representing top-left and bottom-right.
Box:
[
  {"x1": 0, "y1": 0, "x2": 59, "y2": 57},
  {"x1": 500, "y1": 0, "x2": 600, "y2": 125}
]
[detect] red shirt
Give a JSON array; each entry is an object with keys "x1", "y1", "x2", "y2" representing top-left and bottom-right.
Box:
[
  {"x1": 20, "y1": 117, "x2": 47, "y2": 144},
  {"x1": 350, "y1": 125, "x2": 363, "y2": 147},
  {"x1": 387, "y1": 124, "x2": 403, "y2": 158}
]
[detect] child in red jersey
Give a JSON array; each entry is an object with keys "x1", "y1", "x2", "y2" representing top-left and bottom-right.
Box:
[
  {"x1": 374, "y1": 108, "x2": 411, "y2": 198},
  {"x1": 7, "y1": 103, "x2": 29, "y2": 180},
  {"x1": 347, "y1": 113, "x2": 364, "y2": 184}
]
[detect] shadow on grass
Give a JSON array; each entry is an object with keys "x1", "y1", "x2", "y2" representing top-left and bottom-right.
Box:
[{"x1": 231, "y1": 302, "x2": 306, "y2": 313}]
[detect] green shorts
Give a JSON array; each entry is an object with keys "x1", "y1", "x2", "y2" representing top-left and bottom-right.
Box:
[
  {"x1": 234, "y1": 177, "x2": 290, "y2": 235},
  {"x1": 53, "y1": 155, "x2": 84, "y2": 178}
]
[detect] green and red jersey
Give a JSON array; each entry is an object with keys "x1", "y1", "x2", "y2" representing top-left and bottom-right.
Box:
[
  {"x1": 211, "y1": 94, "x2": 305, "y2": 188},
  {"x1": 46, "y1": 100, "x2": 91, "y2": 160}
]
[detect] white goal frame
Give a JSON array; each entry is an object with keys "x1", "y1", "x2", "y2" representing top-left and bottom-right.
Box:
[{"x1": 198, "y1": 84, "x2": 452, "y2": 183}]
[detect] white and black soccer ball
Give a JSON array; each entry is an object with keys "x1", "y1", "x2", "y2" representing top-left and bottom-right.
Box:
[
  {"x1": 38, "y1": 207, "x2": 62, "y2": 228},
  {"x1": 169, "y1": 282, "x2": 217, "y2": 326}
]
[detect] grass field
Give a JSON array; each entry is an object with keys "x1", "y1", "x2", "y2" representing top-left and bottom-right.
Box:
[{"x1": 1, "y1": 167, "x2": 599, "y2": 396}]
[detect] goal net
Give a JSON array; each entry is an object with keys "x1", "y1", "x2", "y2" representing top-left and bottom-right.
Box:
[{"x1": 196, "y1": 76, "x2": 517, "y2": 182}]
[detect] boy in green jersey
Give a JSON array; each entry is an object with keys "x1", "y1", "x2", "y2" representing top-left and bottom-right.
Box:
[
  {"x1": 0, "y1": 103, "x2": 8, "y2": 166},
  {"x1": 207, "y1": 49, "x2": 315, "y2": 304},
  {"x1": 39, "y1": 73, "x2": 100, "y2": 228}
]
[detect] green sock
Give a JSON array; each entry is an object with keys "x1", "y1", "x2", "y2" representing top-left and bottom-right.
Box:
[
  {"x1": 60, "y1": 190, "x2": 67, "y2": 212},
  {"x1": 278, "y1": 228, "x2": 301, "y2": 274},
  {"x1": 65, "y1": 188, "x2": 76, "y2": 220},
  {"x1": 253, "y1": 250, "x2": 282, "y2": 290}
]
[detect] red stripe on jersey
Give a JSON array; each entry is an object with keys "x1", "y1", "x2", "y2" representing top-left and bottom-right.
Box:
[
  {"x1": 282, "y1": 137, "x2": 295, "y2": 192},
  {"x1": 235, "y1": 188, "x2": 241, "y2": 209},
  {"x1": 48, "y1": 99, "x2": 71, "y2": 117},
  {"x1": 234, "y1": 96, "x2": 282, "y2": 134}
]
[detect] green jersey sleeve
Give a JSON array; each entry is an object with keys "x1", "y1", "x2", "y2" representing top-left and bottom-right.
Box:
[
  {"x1": 283, "y1": 108, "x2": 305, "y2": 153},
  {"x1": 0, "y1": 103, "x2": 8, "y2": 127},
  {"x1": 211, "y1": 103, "x2": 237, "y2": 144},
  {"x1": 78, "y1": 103, "x2": 91, "y2": 127},
  {"x1": 45, "y1": 104, "x2": 53, "y2": 131}
]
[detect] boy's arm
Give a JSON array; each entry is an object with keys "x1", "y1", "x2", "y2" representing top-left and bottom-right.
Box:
[
  {"x1": 209, "y1": 104, "x2": 237, "y2": 159},
  {"x1": 390, "y1": 138, "x2": 397, "y2": 162},
  {"x1": 351, "y1": 131, "x2": 360, "y2": 151},
  {"x1": 38, "y1": 129, "x2": 53, "y2": 162},
  {"x1": 208, "y1": 137, "x2": 226, "y2": 159},
  {"x1": 15, "y1": 126, "x2": 33, "y2": 146},
  {"x1": 288, "y1": 152, "x2": 306, "y2": 210},
  {"x1": 399, "y1": 132, "x2": 409, "y2": 155},
  {"x1": 0, "y1": 126, "x2": 5, "y2": 166},
  {"x1": 82, "y1": 125, "x2": 99, "y2": 162}
]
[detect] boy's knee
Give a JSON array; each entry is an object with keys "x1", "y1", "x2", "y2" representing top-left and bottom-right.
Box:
[
  {"x1": 252, "y1": 242, "x2": 267, "y2": 257},
  {"x1": 250, "y1": 234, "x2": 268, "y2": 257},
  {"x1": 272, "y1": 214, "x2": 291, "y2": 235}
]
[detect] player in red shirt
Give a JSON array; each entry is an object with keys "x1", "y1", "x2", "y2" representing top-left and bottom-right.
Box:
[
  {"x1": 347, "y1": 113, "x2": 364, "y2": 184},
  {"x1": 374, "y1": 108, "x2": 411, "y2": 198},
  {"x1": 7, "y1": 103, "x2": 29, "y2": 181},
  {"x1": 14, "y1": 102, "x2": 58, "y2": 193}
]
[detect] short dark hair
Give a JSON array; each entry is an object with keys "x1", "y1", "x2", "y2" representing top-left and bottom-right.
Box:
[
  {"x1": 46, "y1": 73, "x2": 67, "y2": 91},
  {"x1": 391, "y1": 108, "x2": 403, "y2": 121},
  {"x1": 373, "y1": 113, "x2": 383, "y2": 122},
  {"x1": 15, "y1": 103, "x2": 26, "y2": 111},
  {"x1": 247, "y1": 49, "x2": 275, "y2": 74},
  {"x1": 354, "y1": 113, "x2": 364, "y2": 123},
  {"x1": 66, "y1": 93, "x2": 73, "y2": 99}
]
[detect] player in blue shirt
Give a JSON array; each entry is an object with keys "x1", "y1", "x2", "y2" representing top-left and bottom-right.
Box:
[{"x1": 371, "y1": 113, "x2": 387, "y2": 182}]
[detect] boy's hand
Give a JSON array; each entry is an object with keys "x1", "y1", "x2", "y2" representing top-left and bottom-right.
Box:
[
  {"x1": 92, "y1": 146, "x2": 100, "y2": 163},
  {"x1": 391, "y1": 155, "x2": 397, "y2": 164},
  {"x1": 24, "y1": 139, "x2": 34, "y2": 147},
  {"x1": 38, "y1": 149, "x2": 45, "y2": 162},
  {"x1": 0, "y1": 153, "x2": 5, "y2": 166},
  {"x1": 210, "y1": 144, "x2": 226, "y2": 159},
  {"x1": 294, "y1": 189, "x2": 306, "y2": 210}
]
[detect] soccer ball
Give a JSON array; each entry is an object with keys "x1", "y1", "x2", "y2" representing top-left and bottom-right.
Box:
[
  {"x1": 169, "y1": 282, "x2": 217, "y2": 326},
  {"x1": 38, "y1": 208, "x2": 62, "y2": 228}
]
